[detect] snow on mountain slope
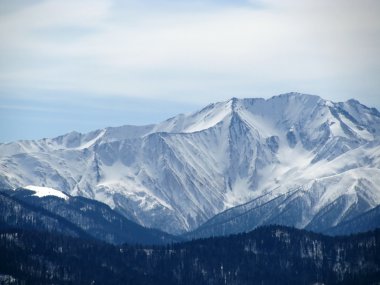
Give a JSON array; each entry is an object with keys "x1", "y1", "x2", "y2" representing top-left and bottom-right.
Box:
[
  {"x1": 188, "y1": 162, "x2": 380, "y2": 239},
  {"x1": 24, "y1": 185, "x2": 69, "y2": 200},
  {"x1": 0, "y1": 93, "x2": 379, "y2": 235}
]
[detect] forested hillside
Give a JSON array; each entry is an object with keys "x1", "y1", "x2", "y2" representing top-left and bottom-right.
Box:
[{"x1": 0, "y1": 225, "x2": 379, "y2": 285}]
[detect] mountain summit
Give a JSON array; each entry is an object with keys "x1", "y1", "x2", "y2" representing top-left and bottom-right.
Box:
[{"x1": 1, "y1": 93, "x2": 380, "y2": 234}]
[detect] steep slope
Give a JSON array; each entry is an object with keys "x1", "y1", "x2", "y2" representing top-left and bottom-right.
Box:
[
  {"x1": 186, "y1": 144, "x2": 380, "y2": 238},
  {"x1": 1, "y1": 188, "x2": 177, "y2": 245},
  {"x1": 325, "y1": 205, "x2": 380, "y2": 236},
  {"x1": 0, "y1": 93, "x2": 379, "y2": 234}
]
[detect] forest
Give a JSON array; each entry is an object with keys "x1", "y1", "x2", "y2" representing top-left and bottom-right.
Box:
[{"x1": 0, "y1": 225, "x2": 379, "y2": 285}]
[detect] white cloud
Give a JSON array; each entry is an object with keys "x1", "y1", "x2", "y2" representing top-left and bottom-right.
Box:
[{"x1": 0, "y1": 0, "x2": 379, "y2": 107}]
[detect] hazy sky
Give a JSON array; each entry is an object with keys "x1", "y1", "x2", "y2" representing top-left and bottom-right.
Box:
[{"x1": 1, "y1": 0, "x2": 380, "y2": 142}]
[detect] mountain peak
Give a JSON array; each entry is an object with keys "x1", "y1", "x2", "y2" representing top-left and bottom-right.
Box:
[{"x1": 1, "y1": 93, "x2": 379, "y2": 235}]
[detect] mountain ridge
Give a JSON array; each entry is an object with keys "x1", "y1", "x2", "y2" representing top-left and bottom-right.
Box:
[
  {"x1": 1, "y1": 92, "x2": 379, "y2": 234},
  {"x1": 0, "y1": 187, "x2": 178, "y2": 245}
]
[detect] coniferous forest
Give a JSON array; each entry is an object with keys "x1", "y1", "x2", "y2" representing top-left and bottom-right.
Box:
[{"x1": 0, "y1": 225, "x2": 379, "y2": 285}]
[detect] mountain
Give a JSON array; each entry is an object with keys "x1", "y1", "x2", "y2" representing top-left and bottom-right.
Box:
[
  {"x1": 325, "y1": 204, "x2": 380, "y2": 236},
  {"x1": 186, "y1": 177, "x2": 380, "y2": 239},
  {"x1": 1, "y1": 225, "x2": 379, "y2": 284},
  {"x1": 0, "y1": 187, "x2": 177, "y2": 245},
  {"x1": 1, "y1": 93, "x2": 380, "y2": 234}
]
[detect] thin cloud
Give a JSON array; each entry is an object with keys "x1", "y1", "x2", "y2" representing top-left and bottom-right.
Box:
[{"x1": 0, "y1": 0, "x2": 379, "y2": 107}]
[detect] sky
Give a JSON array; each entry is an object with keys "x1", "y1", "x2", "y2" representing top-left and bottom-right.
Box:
[{"x1": 0, "y1": 0, "x2": 380, "y2": 142}]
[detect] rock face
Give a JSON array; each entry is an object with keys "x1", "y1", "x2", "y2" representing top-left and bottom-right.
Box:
[{"x1": 1, "y1": 93, "x2": 380, "y2": 234}]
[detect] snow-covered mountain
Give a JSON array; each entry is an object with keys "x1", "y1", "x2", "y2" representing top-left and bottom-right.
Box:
[{"x1": 1, "y1": 93, "x2": 380, "y2": 234}]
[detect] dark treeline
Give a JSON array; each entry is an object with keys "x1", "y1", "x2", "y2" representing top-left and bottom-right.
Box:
[{"x1": 0, "y1": 225, "x2": 379, "y2": 285}]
